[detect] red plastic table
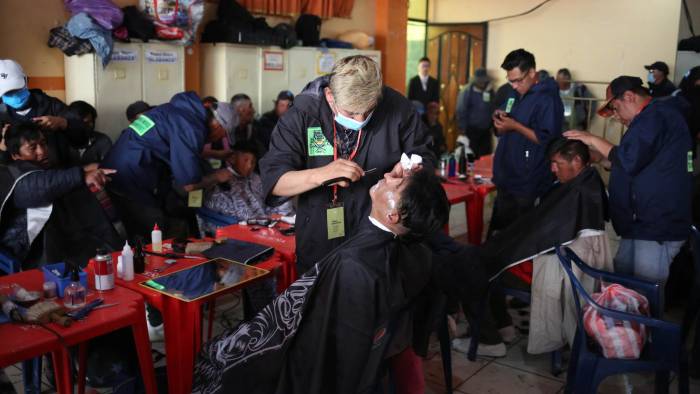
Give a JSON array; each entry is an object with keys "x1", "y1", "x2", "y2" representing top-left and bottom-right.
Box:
[
  {"x1": 108, "y1": 247, "x2": 283, "y2": 394},
  {"x1": 0, "y1": 269, "x2": 157, "y2": 394},
  {"x1": 215, "y1": 224, "x2": 297, "y2": 290},
  {"x1": 471, "y1": 154, "x2": 497, "y2": 244},
  {"x1": 439, "y1": 154, "x2": 496, "y2": 245}
]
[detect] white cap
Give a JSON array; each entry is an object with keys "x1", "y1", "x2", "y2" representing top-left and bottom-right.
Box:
[{"x1": 0, "y1": 60, "x2": 27, "y2": 97}]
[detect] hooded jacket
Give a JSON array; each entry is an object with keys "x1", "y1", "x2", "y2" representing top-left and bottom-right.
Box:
[
  {"x1": 259, "y1": 75, "x2": 434, "y2": 273},
  {"x1": 102, "y1": 91, "x2": 209, "y2": 206},
  {"x1": 493, "y1": 77, "x2": 564, "y2": 199}
]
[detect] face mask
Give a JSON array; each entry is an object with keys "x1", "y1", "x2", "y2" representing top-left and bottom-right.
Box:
[
  {"x1": 2, "y1": 87, "x2": 30, "y2": 109},
  {"x1": 647, "y1": 72, "x2": 655, "y2": 84},
  {"x1": 334, "y1": 111, "x2": 373, "y2": 131}
]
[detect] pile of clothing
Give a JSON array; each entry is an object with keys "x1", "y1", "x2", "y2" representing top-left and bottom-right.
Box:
[{"x1": 48, "y1": 0, "x2": 203, "y2": 67}]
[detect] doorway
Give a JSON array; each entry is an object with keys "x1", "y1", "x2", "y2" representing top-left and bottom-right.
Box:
[{"x1": 427, "y1": 24, "x2": 487, "y2": 151}]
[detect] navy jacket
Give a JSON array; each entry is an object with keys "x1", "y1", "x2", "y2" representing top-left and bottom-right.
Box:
[
  {"x1": 608, "y1": 99, "x2": 692, "y2": 241},
  {"x1": 102, "y1": 92, "x2": 209, "y2": 206},
  {"x1": 457, "y1": 84, "x2": 494, "y2": 131},
  {"x1": 492, "y1": 77, "x2": 564, "y2": 199}
]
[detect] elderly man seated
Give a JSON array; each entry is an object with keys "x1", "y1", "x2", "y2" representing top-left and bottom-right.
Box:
[
  {"x1": 451, "y1": 138, "x2": 611, "y2": 356},
  {"x1": 193, "y1": 168, "x2": 452, "y2": 394}
]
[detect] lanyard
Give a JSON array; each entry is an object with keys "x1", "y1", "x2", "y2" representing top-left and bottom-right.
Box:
[{"x1": 332, "y1": 121, "x2": 363, "y2": 204}]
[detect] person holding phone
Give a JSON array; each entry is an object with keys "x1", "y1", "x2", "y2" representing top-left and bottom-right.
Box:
[{"x1": 481, "y1": 49, "x2": 564, "y2": 351}]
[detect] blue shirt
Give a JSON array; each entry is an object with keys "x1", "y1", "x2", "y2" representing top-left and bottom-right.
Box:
[
  {"x1": 608, "y1": 99, "x2": 692, "y2": 241},
  {"x1": 492, "y1": 77, "x2": 564, "y2": 199},
  {"x1": 457, "y1": 84, "x2": 494, "y2": 131},
  {"x1": 102, "y1": 92, "x2": 208, "y2": 206}
]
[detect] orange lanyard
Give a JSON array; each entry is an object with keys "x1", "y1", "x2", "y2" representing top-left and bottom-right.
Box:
[{"x1": 332, "y1": 121, "x2": 363, "y2": 204}]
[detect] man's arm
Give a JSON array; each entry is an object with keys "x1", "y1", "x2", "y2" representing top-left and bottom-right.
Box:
[
  {"x1": 201, "y1": 144, "x2": 233, "y2": 160},
  {"x1": 493, "y1": 111, "x2": 539, "y2": 142},
  {"x1": 183, "y1": 168, "x2": 234, "y2": 192},
  {"x1": 12, "y1": 167, "x2": 114, "y2": 208},
  {"x1": 564, "y1": 130, "x2": 615, "y2": 160},
  {"x1": 272, "y1": 159, "x2": 364, "y2": 196}
]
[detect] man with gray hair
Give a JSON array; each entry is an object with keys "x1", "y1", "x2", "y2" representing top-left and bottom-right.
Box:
[{"x1": 260, "y1": 55, "x2": 435, "y2": 274}]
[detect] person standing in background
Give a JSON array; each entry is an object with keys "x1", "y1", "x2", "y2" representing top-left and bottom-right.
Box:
[
  {"x1": 457, "y1": 68, "x2": 495, "y2": 157},
  {"x1": 407, "y1": 57, "x2": 440, "y2": 108},
  {"x1": 556, "y1": 68, "x2": 596, "y2": 131},
  {"x1": 645, "y1": 61, "x2": 676, "y2": 98}
]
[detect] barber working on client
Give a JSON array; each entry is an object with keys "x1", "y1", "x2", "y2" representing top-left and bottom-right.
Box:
[{"x1": 260, "y1": 55, "x2": 435, "y2": 275}]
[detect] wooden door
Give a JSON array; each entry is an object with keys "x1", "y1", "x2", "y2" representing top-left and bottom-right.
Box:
[{"x1": 427, "y1": 24, "x2": 486, "y2": 151}]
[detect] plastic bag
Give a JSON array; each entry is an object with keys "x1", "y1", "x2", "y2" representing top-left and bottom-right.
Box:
[
  {"x1": 65, "y1": 0, "x2": 124, "y2": 31},
  {"x1": 583, "y1": 283, "x2": 649, "y2": 359},
  {"x1": 140, "y1": 0, "x2": 203, "y2": 45}
]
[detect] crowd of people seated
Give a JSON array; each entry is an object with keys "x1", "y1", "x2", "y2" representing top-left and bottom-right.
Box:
[{"x1": 0, "y1": 45, "x2": 699, "y2": 393}]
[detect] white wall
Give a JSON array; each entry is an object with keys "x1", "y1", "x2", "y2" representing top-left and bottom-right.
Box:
[{"x1": 430, "y1": 0, "x2": 683, "y2": 96}]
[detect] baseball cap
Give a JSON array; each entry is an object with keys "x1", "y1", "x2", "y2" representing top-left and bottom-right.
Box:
[
  {"x1": 0, "y1": 59, "x2": 27, "y2": 97},
  {"x1": 276, "y1": 90, "x2": 294, "y2": 102},
  {"x1": 473, "y1": 68, "x2": 489, "y2": 84},
  {"x1": 644, "y1": 61, "x2": 670, "y2": 75},
  {"x1": 597, "y1": 76, "x2": 646, "y2": 117},
  {"x1": 212, "y1": 102, "x2": 238, "y2": 134}
]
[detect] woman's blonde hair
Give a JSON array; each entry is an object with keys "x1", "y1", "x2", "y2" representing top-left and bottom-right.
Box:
[{"x1": 329, "y1": 55, "x2": 383, "y2": 114}]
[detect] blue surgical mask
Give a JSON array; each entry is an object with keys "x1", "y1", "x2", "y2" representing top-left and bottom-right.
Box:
[
  {"x1": 2, "y1": 87, "x2": 30, "y2": 109},
  {"x1": 647, "y1": 72, "x2": 655, "y2": 84},
  {"x1": 334, "y1": 111, "x2": 373, "y2": 131}
]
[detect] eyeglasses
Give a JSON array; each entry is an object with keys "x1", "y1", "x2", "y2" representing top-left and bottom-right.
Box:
[{"x1": 508, "y1": 71, "x2": 531, "y2": 86}]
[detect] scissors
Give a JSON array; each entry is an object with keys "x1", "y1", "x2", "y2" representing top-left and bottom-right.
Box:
[{"x1": 322, "y1": 168, "x2": 377, "y2": 187}]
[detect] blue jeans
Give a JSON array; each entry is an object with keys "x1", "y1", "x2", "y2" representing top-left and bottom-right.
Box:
[{"x1": 613, "y1": 238, "x2": 685, "y2": 283}]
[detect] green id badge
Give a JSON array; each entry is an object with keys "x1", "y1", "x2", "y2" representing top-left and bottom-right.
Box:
[
  {"x1": 688, "y1": 150, "x2": 694, "y2": 173},
  {"x1": 188, "y1": 189, "x2": 203, "y2": 208},
  {"x1": 505, "y1": 97, "x2": 515, "y2": 113},
  {"x1": 327, "y1": 205, "x2": 345, "y2": 239},
  {"x1": 129, "y1": 115, "x2": 155, "y2": 136},
  {"x1": 209, "y1": 159, "x2": 222, "y2": 169},
  {"x1": 483, "y1": 91, "x2": 491, "y2": 103},
  {"x1": 307, "y1": 127, "x2": 333, "y2": 156}
]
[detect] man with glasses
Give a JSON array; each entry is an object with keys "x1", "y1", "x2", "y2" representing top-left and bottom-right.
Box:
[
  {"x1": 479, "y1": 48, "x2": 563, "y2": 348},
  {"x1": 489, "y1": 49, "x2": 564, "y2": 236},
  {"x1": 565, "y1": 76, "x2": 692, "y2": 285}
]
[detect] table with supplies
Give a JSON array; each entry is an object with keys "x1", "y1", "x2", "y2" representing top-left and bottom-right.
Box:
[
  {"x1": 0, "y1": 269, "x2": 157, "y2": 394},
  {"x1": 215, "y1": 222, "x2": 297, "y2": 289},
  {"x1": 99, "y1": 241, "x2": 284, "y2": 394},
  {"x1": 439, "y1": 154, "x2": 496, "y2": 245}
]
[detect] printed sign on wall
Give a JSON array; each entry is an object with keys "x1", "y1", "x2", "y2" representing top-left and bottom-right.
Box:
[
  {"x1": 263, "y1": 51, "x2": 284, "y2": 71},
  {"x1": 112, "y1": 49, "x2": 138, "y2": 63},
  {"x1": 145, "y1": 50, "x2": 178, "y2": 64}
]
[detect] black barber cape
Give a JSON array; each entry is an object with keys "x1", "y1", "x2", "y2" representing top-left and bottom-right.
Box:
[
  {"x1": 259, "y1": 75, "x2": 435, "y2": 274},
  {"x1": 0, "y1": 162, "x2": 122, "y2": 269},
  {"x1": 193, "y1": 221, "x2": 439, "y2": 394},
  {"x1": 480, "y1": 166, "x2": 608, "y2": 281}
]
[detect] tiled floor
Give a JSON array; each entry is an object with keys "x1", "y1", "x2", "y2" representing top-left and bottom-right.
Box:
[{"x1": 423, "y1": 337, "x2": 700, "y2": 394}]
